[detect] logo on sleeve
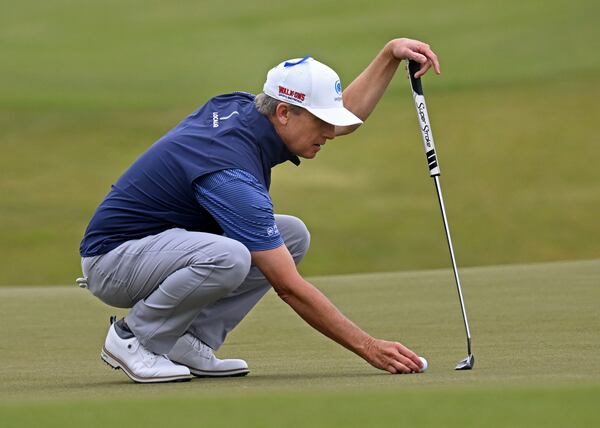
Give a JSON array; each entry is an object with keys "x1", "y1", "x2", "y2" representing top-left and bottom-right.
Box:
[{"x1": 266, "y1": 224, "x2": 280, "y2": 237}]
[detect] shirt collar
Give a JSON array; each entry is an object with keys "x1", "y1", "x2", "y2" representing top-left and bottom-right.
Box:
[{"x1": 251, "y1": 104, "x2": 301, "y2": 167}]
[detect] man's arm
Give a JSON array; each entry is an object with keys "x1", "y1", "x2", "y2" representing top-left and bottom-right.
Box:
[
  {"x1": 252, "y1": 245, "x2": 423, "y2": 374},
  {"x1": 336, "y1": 38, "x2": 441, "y2": 136}
]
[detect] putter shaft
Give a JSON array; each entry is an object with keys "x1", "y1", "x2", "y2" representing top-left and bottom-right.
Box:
[{"x1": 433, "y1": 175, "x2": 472, "y2": 356}]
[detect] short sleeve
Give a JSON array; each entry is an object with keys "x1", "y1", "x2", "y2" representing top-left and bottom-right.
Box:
[{"x1": 193, "y1": 169, "x2": 284, "y2": 251}]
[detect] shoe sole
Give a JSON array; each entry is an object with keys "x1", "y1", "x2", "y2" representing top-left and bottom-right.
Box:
[
  {"x1": 101, "y1": 347, "x2": 192, "y2": 384},
  {"x1": 169, "y1": 360, "x2": 250, "y2": 378},
  {"x1": 191, "y1": 369, "x2": 250, "y2": 378}
]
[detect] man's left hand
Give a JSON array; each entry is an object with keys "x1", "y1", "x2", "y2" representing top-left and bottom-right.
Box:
[{"x1": 386, "y1": 38, "x2": 441, "y2": 78}]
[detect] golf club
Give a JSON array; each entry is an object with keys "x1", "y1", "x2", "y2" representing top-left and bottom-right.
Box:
[{"x1": 407, "y1": 59, "x2": 475, "y2": 370}]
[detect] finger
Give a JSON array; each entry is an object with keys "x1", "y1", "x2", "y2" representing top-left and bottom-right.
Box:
[
  {"x1": 397, "y1": 353, "x2": 421, "y2": 373},
  {"x1": 389, "y1": 360, "x2": 411, "y2": 374},
  {"x1": 420, "y1": 48, "x2": 440, "y2": 75},
  {"x1": 426, "y1": 52, "x2": 441, "y2": 75},
  {"x1": 396, "y1": 343, "x2": 422, "y2": 368},
  {"x1": 414, "y1": 61, "x2": 432, "y2": 79},
  {"x1": 431, "y1": 55, "x2": 441, "y2": 74},
  {"x1": 406, "y1": 50, "x2": 428, "y2": 65},
  {"x1": 396, "y1": 342, "x2": 419, "y2": 360},
  {"x1": 414, "y1": 42, "x2": 441, "y2": 76}
]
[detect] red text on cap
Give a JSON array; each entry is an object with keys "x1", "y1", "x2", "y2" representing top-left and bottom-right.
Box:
[{"x1": 278, "y1": 86, "x2": 305, "y2": 102}]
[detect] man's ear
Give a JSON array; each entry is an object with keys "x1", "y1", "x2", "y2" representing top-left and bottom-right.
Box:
[{"x1": 274, "y1": 103, "x2": 290, "y2": 125}]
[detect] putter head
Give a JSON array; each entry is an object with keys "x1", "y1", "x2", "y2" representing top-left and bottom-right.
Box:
[{"x1": 455, "y1": 354, "x2": 475, "y2": 370}]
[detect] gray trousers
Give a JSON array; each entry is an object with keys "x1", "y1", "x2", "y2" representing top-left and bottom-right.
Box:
[{"x1": 81, "y1": 215, "x2": 310, "y2": 355}]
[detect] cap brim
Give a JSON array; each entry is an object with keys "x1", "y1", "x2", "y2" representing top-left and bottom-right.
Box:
[{"x1": 306, "y1": 106, "x2": 363, "y2": 127}]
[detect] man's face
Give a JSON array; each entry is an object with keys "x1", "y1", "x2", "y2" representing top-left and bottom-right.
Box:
[{"x1": 277, "y1": 106, "x2": 336, "y2": 159}]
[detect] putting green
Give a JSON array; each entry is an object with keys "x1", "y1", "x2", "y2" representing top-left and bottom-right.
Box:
[{"x1": 1, "y1": 259, "x2": 598, "y2": 427}]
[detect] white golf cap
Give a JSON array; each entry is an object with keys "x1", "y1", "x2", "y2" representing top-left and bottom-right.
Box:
[{"x1": 263, "y1": 56, "x2": 363, "y2": 127}]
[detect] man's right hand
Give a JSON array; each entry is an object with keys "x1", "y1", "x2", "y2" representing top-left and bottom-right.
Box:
[
  {"x1": 252, "y1": 245, "x2": 424, "y2": 375},
  {"x1": 362, "y1": 337, "x2": 423, "y2": 374}
]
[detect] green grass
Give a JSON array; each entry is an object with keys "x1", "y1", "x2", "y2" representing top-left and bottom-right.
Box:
[
  {"x1": 1, "y1": 260, "x2": 599, "y2": 426},
  {"x1": 1, "y1": 388, "x2": 599, "y2": 428},
  {"x1": 1, "y1": 0, "x2": 599, "y2": 284}
]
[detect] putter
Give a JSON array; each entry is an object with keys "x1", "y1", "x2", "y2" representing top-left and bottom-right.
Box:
[{"x1": 407, "y1": 60, "x2": 475, "y2": 370}]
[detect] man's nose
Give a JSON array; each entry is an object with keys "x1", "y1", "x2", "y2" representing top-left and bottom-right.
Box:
[{"x1": 324, "y1": 124, "x2": 336, "y2": 140}]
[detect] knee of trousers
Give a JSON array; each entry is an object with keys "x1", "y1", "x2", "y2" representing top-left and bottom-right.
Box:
[
  {"x1": 201, "y1": 239, "x2": 252, "y2": 294},
  {"x1": 283, "y1": 216, "x2": 311, "y2": 264}
]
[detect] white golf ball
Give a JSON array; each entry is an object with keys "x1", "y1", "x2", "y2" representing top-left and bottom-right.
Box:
[{"x1": 418, "y1": 356, "x2": 428, "y2": 373}]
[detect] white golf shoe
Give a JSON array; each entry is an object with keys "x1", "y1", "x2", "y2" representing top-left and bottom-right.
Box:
[
  {"x1": 101, "y1": 324, "x2": 192, "y2": 383},
  {"x1": 167, "y1": 333, "x2": 249, "y2": 377}
]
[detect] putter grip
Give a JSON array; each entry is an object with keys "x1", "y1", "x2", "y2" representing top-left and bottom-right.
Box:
[
  {"x1": 408, "y1": 60, "x2": 424, "y2": 95},
  {"x1": 407, "y1": 60, "x2": 440, "y2": 176}
]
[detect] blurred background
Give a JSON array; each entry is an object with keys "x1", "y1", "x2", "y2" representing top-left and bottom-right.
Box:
[{"x1": 1, "y1": 0, "x2": 598, "y2": 285}]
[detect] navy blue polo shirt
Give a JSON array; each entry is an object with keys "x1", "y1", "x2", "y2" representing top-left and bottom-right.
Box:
[{"x1": 80, "y1": 92, "x2": 300, "y2": 257}]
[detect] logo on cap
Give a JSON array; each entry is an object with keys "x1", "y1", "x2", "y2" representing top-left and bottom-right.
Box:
[
  {"x1": 278, "y1": 86, "x2": 306, "y2": 103},
  {"x1": 335, "y1": 80, "x2": 342, "y2": 95}
]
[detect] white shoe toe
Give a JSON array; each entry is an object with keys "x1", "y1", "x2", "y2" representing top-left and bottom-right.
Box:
[{"x1": 168, "y1": 333, "x2": 249, "y2": 377}]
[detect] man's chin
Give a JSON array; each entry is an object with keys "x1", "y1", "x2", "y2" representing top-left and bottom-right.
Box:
[
  {"x1": 303, "y1": 146, "x2": 323, "y2": 159},
  {"x1": 300, "y1": 153, "x2": 318, "y2": 160}
]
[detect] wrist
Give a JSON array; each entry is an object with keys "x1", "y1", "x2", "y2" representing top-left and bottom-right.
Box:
[
  {"x1": 383, "y1": 41, "x2": 398, "y2": 62},
  {"x1": 356, "y1": 335, "x2": 376, "y2": 359},
  {"x1": 384, "y1": 39, "x2": 404, "y2": 64}
]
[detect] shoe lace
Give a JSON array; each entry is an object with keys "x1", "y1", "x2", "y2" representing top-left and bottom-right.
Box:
[
  {"x1": 189, "y1": 335, "x2": 213, "y2": 358},
  {"x1": 139, "y1": 344, "x2": 163, "y2": 366}
]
